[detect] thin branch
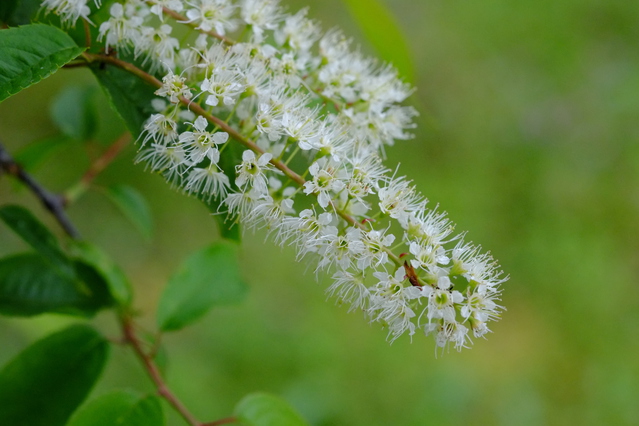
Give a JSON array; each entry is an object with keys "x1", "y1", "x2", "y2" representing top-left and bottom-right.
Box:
[
  {"x1": 66, "y1": 132, "x2": 131, "y2": 202},
  {"x1": 121, "y1": 315, "x2": 202, "y2": 426},
  {"x1": 82, "y1": 18, "x2": 92, "y2": 49},
  {"x1": 0, "y1": 141, "x2": 81, "y2": 239}
]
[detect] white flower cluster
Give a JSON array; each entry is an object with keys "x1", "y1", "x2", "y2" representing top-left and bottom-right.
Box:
[
  {"x1": 47, "y1": 0, "x2": 507, "y2": 351},
  {"x1": 42, "y1": 0, "x2": 101, "y2": 25}
]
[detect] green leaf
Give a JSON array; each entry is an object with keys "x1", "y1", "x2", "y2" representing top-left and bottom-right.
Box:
[
  {"x1": 0, "y1": 0, "x2": 19, "y2": 24},
  {"x1": 105, "y1": 184, "x2": 154, "y2": 240},
  {"x1": 0, "y1": 0, "x2": 39, "y2": 26},
  {"x1": 0, "y1": 253, "x2": 113, "y2": 317},
  {"x1": 157, "y1": 241, "x2": 248, "y2": 332},
  {"x1": 234, "y1": 393, "x2": 309, "y2": 426},
  {"x1": 341, "y1": 0, "x2": 415, "y2": 82},
  {"x1": 118, "y1": 395, "x2": 165, "y2": 426},
  {"x1": 13, "y1": 134, "x2": 74, "y2": 172},
  {"x1": 68, "y1": 391, "x2": 165, "y2": 426},
  {"x1": 50, "y1": 85, "x2": 98, "y2": 141},
  {"x1": 0, "y1": 24, "x2": 85, "y2": 102},
  {"x1": 0, "y1": 325, "x2": 109, "y2": 426},
  {"x1": 68, "y1": 390, "x2": 140, "y2": 426},
  {"x1": 0, "y1": 204, "x2": 74, "y2": 276},
  {"x1": 70, "y1": 241, "x2": 133, "y2": 307},
  {"x1": 91, "y1": 60, "x2": 157, "y2": 137}
]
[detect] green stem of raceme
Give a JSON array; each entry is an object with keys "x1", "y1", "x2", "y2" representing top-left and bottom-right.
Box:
[
  {"x1": 65, "y1": 132, "x2": 131, "y2": 203},
  {"x1": 80, "y1": 53, "x2": 406, "y2": 271}
]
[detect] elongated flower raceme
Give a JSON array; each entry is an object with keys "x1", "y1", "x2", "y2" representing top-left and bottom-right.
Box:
[{"x1": 46, "y1": 0, "x2": 507, "y2": 352}]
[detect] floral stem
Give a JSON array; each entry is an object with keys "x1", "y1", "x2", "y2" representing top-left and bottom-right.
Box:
[{"x1": 82, "y1": 18, "x2": 91, "y2": 49}]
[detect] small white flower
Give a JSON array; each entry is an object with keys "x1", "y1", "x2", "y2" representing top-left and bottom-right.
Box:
[
  {"x1": 357, "y1": 228, "x2": 396, "y2": 271},
  {"x1": 317, "y1": 227, "x2": 364, "y2": 271},
  {"x1": 369, "y1": 268, "x2": 422, "y2": 342},
  {"x1": 274, "y1": 7, "x2": 321, "y2": 52},
  {"x1": 240, "y1": 0, "x2": 283, "y2": 40},
  {"x1": 179, "y1": 116, "x2": 228, "y2": 165},
  {"x1": 201, "y1": 70, "x2": 246, "y2": 107},
  {"x1": 140, "y1": 113, "x2": 178, "y2": 146},
  {"x1": 425, "y1": 275, "x2": 464, "y2": 324},
  {"x1": 185, "y1": 164, "x2": 230, "y2": 201},
  {"x1": 303, "y1": 159, "x2": 345, "y2": 209},
  {"x1": 98, "y1": 2, "x2": 143, "y2": 52},
  {"x1": 184, "y1": 0, "x2": 238, "y2": 35},
  {"x1": 155, "y1": 71, "x2": 192, "y2": 104},
  {"x1": 326, "y1": 270, "x2": 370, "y2": 313},
  {"x1": 409, "y1": 241, "x2": 450, "y2": 273},
  {"x1": 235, "y1": 150, "x2": 273, "y2": 194},
  {"x1": 149, "y1": 0, "x2": 183, "y2": 20},
  {"x1": 42, "y1": 0, "x2": 93, "y2": 26},
  {"x1": 378, "y1": 177, "x2": 426, "y2": 227}
]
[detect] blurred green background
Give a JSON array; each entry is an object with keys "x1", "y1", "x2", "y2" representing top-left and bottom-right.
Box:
[{"x1": 2, "y1": 0, "x2": 639, "y2": 424}]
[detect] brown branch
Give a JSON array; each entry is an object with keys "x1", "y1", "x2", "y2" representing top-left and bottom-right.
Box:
[
  {"x1": 82, "y1": 18, "x2": 92, "y2": 49},
  {"x1": 66, "y1": 132, "x2": 131, "y2": 202},
  {"x1": 0, "y1": 141, "x2": 80, "y2": 239},
  {"x1": 82, "y1": 132, "x2": 131, "y2": 185},
  {"x1": 121, "y1": 315, "x2": 202, "y2": 426}
]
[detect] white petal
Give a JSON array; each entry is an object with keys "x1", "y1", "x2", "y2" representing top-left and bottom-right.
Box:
[
  {"x1": 242, "y1": 150, "x2": 256, "y2": 161},
  {"x1": 259, "y1": 153, "x2": 273, "y2": 165},
  {"x1": 213, "y1": 132, "x2": 229, "y2": 144}
]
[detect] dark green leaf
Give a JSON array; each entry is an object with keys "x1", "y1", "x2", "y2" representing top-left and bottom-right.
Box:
[
  {"x1": 234, "y1": 393, "x2": 309, "y2": 426},
  {"x1": 0, "y1": 24, "x2": 84, "y2": 102},
  {"x1": 0, "y1": 253, "x2": 113, "y2": 317},
  {"x1": 105, "y1": 184, "x2": 154, "y2": 239},
  {"x1": 68, "y1": 391, "x2": 164, "y2": 426},
  {"x1": 0, "y1": 325, "x2": 109, "y2": 426},
  {"x1": 50, "y1": 85, "x2": 98, "y2": 141},
  {"x1": 91, "y1": 60, "x2": 157, "y2": 137},
  {"x1": 0, "y1": 0, "x2": 19, "y2": 24},
  {"x1": 1, "y1": 0, "x2": 39, "y2": 26},
  {"x1": 67, "y1": 390, "x2": 140, "y2": 426},
  {"x1": 13, "y1": 134, "x2": 74, "y2": 172},
  {"x1": 118, "y1": 395, "x2": 165, "y2": 426},
  {"x1": 70, "y1": 241, "x2": 133, "y2": 307},
  {"x1": 157, "y1": 241, "x2": 248, "y2": 332},
  {"x1": 73, "y1": 259, "x2": 115, "y2": 307},
  {"x1": 0, "y1": 204, "x2": 74, "y2": 276},
  {"x1": 341, "y1": 0, "x2": 415, "y2": 82}
]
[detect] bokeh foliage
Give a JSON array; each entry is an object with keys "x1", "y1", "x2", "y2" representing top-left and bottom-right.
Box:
[{"x1": 1, "y1": 0, "x2": 638, "y2": 425}]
